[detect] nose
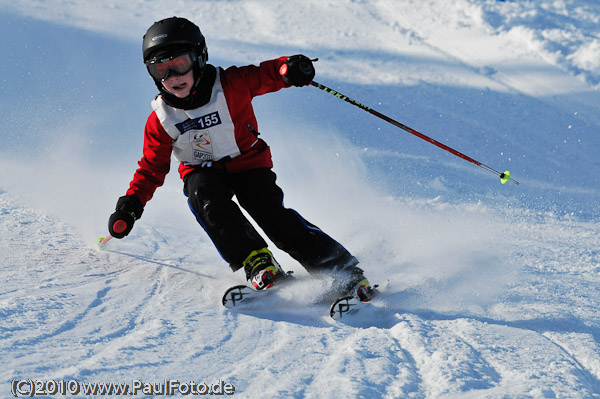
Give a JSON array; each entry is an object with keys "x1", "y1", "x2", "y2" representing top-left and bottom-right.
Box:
[{"x1": 161, "y1": 71, "x2": 175, "y2": 82}]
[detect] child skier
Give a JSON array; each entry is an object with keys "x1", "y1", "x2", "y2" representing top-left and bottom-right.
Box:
[{"x1": 108, "y1": 16, "x2": 376, "y2": 301}]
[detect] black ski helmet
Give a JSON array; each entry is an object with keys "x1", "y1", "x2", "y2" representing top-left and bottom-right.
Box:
[{"x1": 142, "y1": 16, "x2": 208, "y2": 73}]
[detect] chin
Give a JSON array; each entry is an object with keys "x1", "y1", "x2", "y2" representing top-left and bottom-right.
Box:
[{"x1": 170, "y1": 89, "x2": 191, "y2": 98}]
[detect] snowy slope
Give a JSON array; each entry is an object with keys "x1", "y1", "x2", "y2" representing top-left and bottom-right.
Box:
[{"x1": 1, "y1": 1, "x2": 600, "y2": 398}]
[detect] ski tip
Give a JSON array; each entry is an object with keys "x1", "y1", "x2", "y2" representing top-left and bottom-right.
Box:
[
  {"x1": 222, "y1": 285, "x2": 257, "y2": 309},
  {"x1": 329, "y1": 295, "x2": 358, "y2": 320}
]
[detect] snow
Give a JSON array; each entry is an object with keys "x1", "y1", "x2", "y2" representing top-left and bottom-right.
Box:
[{"x1": 1, "y1": 0, "x2": 599, "y2": 397}]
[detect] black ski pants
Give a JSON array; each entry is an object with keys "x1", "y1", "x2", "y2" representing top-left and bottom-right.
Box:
[{"x1": 184, "y1": 167, "x2": 357, "y2": 273}]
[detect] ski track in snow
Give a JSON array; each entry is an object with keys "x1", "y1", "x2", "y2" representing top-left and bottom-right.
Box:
[{"x1": 1, "y1": 1, "x2": 600, "y2": 398}]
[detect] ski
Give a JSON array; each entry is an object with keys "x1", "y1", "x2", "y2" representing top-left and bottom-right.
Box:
[
  {"x1": 222, "y1": 284, "x2": 263, "y2": 309},
  {"x1": 329, "y1": 295, "x2": 368, "y2": 319},
  {"x1": 329, "y1": 284, "x2": 381, "y2": 320},
  {"x1": 223, "y1": 276, "x2": 382, "y2": 320},
  {"x1": 222, "y1": 271, "x2": 295, "y2": 309}
]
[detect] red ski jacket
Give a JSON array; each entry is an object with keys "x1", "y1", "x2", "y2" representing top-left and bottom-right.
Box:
[{"x1": 126, "y1": 57, "x2": 290, "y2": 206}]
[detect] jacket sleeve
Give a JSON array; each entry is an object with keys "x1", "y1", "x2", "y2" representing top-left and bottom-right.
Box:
[
  {"x1": 125, "y1": 111, "x2": 173, "y2": 206},
  {"x1": 223, "y1": 56, "x2": 291, "y2": 98}
]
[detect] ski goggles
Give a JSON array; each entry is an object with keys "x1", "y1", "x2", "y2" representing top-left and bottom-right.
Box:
[{"x1": 145, "y1": 51, "x2": 200, "y2": 81}]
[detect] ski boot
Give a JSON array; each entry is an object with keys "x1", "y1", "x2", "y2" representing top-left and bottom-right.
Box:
[
  {"x1": 243, "y1": 248, "x2": 285, "y2": 290},
  {"x1": 335, "y1": 264, "x2": 379, "y2": 302},
  {"x1": 347, "y1": 276, "x2": 379, "y2": 302}
]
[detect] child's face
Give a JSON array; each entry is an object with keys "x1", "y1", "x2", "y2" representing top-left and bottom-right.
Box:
[{"x1": 161, "y1": 70, "x2": 195, "y2": 98}]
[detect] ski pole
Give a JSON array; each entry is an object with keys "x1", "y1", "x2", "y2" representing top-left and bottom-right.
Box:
[{"x1": 310, "y1": 81, "x2": 519, "y2": 185}]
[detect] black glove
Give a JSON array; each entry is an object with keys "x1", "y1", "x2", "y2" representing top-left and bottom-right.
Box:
[
  {"x1": 279, "y1": 54, "x2": 315, "y2": 87},
  {"x1": 108, "y1": 195, "x2": 144, "y2": 239}
]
